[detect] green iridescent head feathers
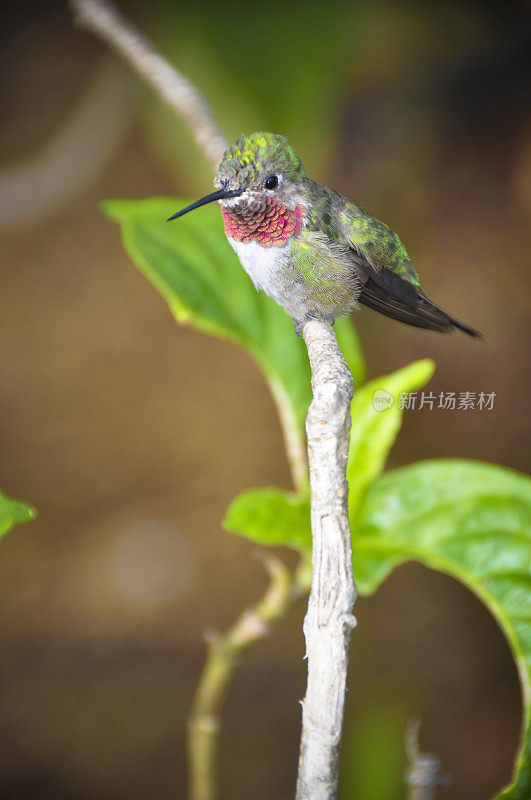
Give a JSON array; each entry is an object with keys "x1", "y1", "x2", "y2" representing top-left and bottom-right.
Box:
[{"x1": 216, "y1": 132, "x2": 306, "y2": 190}]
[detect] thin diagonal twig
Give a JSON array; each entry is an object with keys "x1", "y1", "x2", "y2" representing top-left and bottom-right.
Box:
[
  {"x1": 72, "y1": 0, "x2": 310, "y2": 495},
  {"x1": 70, "y1": 0, "x2": 227, "y2": 169}
]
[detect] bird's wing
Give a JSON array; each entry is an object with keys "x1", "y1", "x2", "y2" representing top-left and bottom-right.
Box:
[
  {"x1": 306, "y1": 189, "x2": 481, "y2": 336},
  {"x1": 305, "y1": 185, "x2": 419, "y2": 283},
  {"x1": 337, "y1": 200, "x2": 420, "y2": 285}
]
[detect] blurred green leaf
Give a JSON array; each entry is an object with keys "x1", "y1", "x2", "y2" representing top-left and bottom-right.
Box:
[
  {"x1": 225, "y1": 454, "x2": 530, "y2": 798},
  {"x1": 103, "y1": 197, "x2": 364, "y2": 446},
  {"x1": 224, "y1": 487, "x2": 310, "y2": 551},
  {"x1": 339, "y1": 696, "x2": 408, "y2": 800},
  {"x1": 347, "y1": 359, "x2": 434, "y2": 517},
  {"x1": 0, "y1": 490, "x2": 35, "y2": 541},
  {"x1": 355, "y1": 460, "x2": 531, "y2": 800},
  {"x1": 226, "y1": 360, "x2": 432, "y2": 550},
  {"x1": 335, "y1": 316, "x2": 366, "y2": 389}
]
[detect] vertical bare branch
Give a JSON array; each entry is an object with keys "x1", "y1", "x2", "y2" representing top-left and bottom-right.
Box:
[
  {"x1": 70, "y1": 0, "x2": 228, "y2": 169},
  {"x1": 296, "y1": 320, "x2": 357, "y2": 800}
]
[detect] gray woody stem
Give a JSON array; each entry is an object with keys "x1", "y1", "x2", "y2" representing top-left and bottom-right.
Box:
[
  {"x1": 296, "y1": 320, "x2": 357, "y2": 800},
  {"x1": 70, "y1": 3, "x2": 358, "y2": 798},
  {"x1": 70, "y1": 0, "x2": 227, "y2": 170}
]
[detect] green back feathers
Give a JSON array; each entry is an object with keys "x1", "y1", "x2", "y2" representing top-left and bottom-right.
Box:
[
  {"x1": 217, "y1": 132, "x2": 306, "y2": 188},
  {"x1": 304, "y1": 180, "x2": 419, "y2": 285},
  {"x1": 341, "y1": 204, "x2": 420, "y2": 285}
]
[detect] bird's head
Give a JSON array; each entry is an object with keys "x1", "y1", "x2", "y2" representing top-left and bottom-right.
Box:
[{"x1": 167, "y1": 132, "x2": 306, "y2": 223}]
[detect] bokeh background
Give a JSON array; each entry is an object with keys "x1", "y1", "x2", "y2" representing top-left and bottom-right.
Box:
[{"x1": 1, "y1": 1, "x2": 530, "y2": 798}]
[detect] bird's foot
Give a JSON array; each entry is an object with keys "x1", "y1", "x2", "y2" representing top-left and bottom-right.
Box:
[
  {"x1": 293, "y1": 320, "x2": 305, "y2": 337},
  {"x1": 292, "y1": 315, "x2": 335, "y2": 336}
]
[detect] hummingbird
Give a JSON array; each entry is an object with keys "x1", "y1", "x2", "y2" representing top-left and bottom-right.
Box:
[{"x1": 168, "y1": 132, "x2": 482, "y2": 337}]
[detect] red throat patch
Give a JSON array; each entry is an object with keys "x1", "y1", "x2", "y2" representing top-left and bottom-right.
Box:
[{"x1": 220, "y1": 197, "x2": 304, "y2": 247}]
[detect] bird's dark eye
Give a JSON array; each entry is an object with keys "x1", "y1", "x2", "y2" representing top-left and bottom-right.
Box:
[{"x1": 265, "y1": 174, "x2": 279, "y2": 190}]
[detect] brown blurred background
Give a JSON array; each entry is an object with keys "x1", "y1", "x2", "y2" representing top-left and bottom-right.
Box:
[{"x1": 0, "y1": 1, "x2": 530, "y2": 798}]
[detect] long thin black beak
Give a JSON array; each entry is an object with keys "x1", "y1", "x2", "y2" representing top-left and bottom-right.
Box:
[{"x1": 167, "y1": 186, "x2": 243, "y2": 222}]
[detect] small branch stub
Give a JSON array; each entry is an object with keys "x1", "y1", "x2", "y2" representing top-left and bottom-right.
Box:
[
  {"x1": 296, "y1": 320, "x2": 357, "y2": 800},
  {"x1": 405, "y1": 719, "x2": 450, "y2": 800}
]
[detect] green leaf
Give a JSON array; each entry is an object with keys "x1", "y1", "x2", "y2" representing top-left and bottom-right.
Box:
[
  {"x1": 334, "y1": 316, "x2": 366, "y2": 389},
  {"x1": 0, "y1": 490, "x2": 35, "y2": 541},
  {"x1": 224, "y1": 487, "x2": 310, "y2": 551},
  {"x1": 347, "y1": 359, "x2": 434, "y2": 517},
  {"x1": 224, "y1": 459, "x2": 531, "y2": 798},
  {"x1": 339, "y1": 696, "x2": 408, "y2": 800},
  {"x1": 355, "y1": 460, "x2": 531, "y2": 800},
  {"x1": 224, "y1": 359, "x2": 433, "y2": 552},
  {"x1": 103, "y1": 197, "x2": 364, "y2": 448}
]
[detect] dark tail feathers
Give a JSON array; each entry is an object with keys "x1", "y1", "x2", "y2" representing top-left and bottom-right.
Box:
[{"x1": 359, "y1": 273, "x2": 483, "y2": 339}]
